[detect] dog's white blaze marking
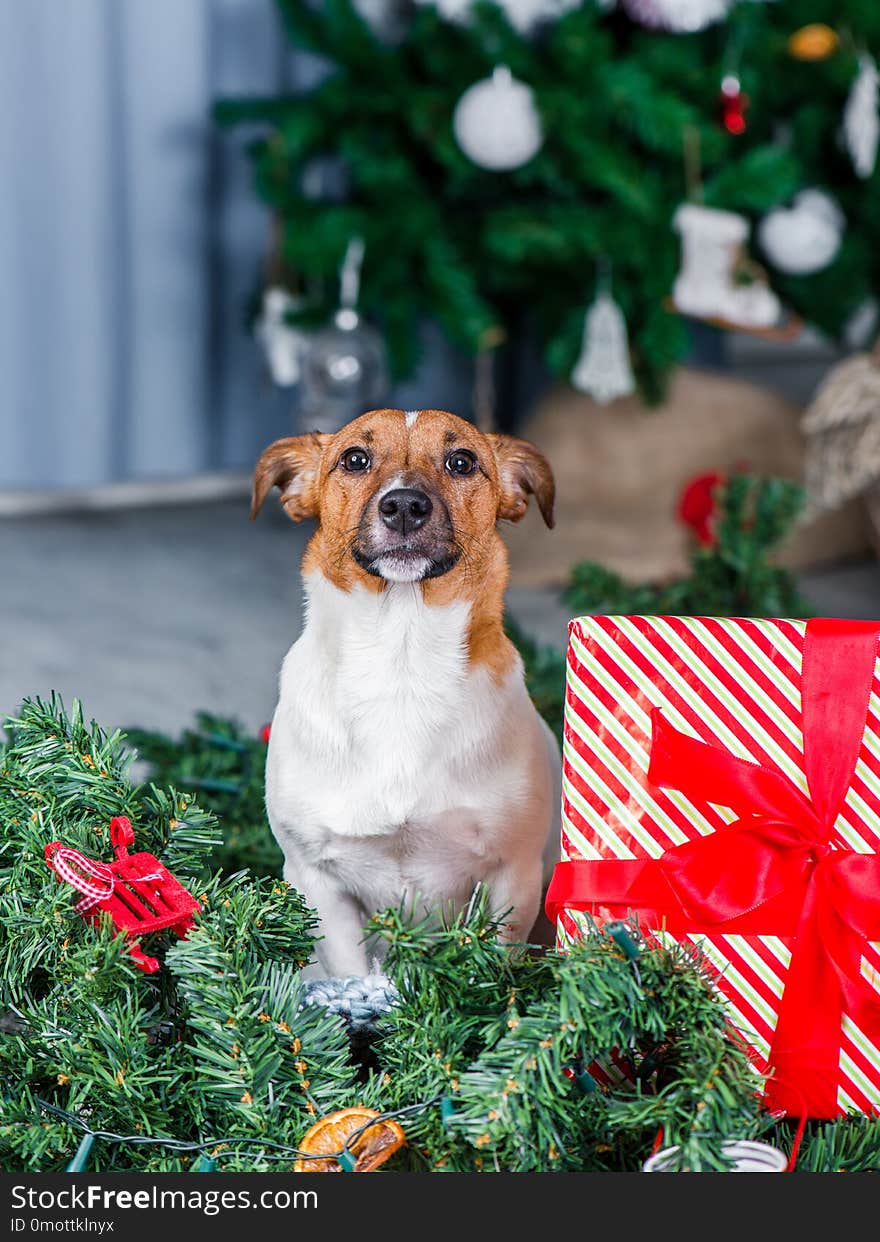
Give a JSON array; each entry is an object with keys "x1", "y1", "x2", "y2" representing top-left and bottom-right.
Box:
[
  {"x1": 377, "y1": 473, "x2": 405, "y2": 500},
  {"x1": 404, "y1": 409, "x2": 420, "y2": 428}
]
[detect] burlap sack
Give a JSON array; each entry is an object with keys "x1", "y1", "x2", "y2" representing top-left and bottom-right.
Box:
[{"x1": 505, "y1": 367, "x2": 871, "y2": 588}]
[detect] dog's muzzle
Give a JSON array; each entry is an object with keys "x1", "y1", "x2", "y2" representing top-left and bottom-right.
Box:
[{"x1": 354, "y1": 486, "x2": 459, "y2": 583}]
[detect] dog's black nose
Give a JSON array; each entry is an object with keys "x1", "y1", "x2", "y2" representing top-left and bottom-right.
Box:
[{"x1": 378, "y1": 488, "x2": 433, "y2": 535}]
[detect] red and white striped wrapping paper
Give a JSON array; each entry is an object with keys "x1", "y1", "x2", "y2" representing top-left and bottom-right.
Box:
[{"x1": 557, "y1": 614, "x2": 880, "y2": 1114}]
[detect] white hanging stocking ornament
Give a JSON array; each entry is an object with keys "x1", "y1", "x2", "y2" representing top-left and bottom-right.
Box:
[
  {"x1": 453, "y1": 67, "x2": 543, "y2": 171},
  {"x1": 571, "y1": 274, "x2": 636, "y2": 405},
  {"x1": 843, "y1": 53, "x2": 879, "y2": 180},
  {"x1": 672, "y1": 203, "x2": 781, "y2": 329}
]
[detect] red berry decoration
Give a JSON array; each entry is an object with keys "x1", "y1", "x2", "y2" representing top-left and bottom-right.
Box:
[
  {"x1": 45, "y1": 816, "x2": 200, "y2": 973},
  {"x1": 720, "y1": 74, "x2": 749, "y2": 135},
  {"x1": 678, "y1": 471, "x2": 723, "y2": 546},
  {"x1": 260, "y1": 723, "x2": 272, "y2": 744}
]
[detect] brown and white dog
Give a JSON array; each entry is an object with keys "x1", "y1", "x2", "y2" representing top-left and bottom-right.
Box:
[{"x1": 251, "y1": 407, "x2": 560, "y2": 977}]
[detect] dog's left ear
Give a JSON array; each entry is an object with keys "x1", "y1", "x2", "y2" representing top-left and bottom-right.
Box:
[
  {"x1": 251, "y1": 433, "x2": 329, "y2": 522},
  {"x1": 490, "y1": 434, "x2": 555, "y2": 529}
]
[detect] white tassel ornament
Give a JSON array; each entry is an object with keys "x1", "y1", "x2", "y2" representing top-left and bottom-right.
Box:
[{"x1": 255, "y1": 288, "x2": 308, "y2": 388}]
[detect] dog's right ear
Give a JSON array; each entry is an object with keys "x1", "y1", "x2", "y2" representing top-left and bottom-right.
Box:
[
  {"x1": 490, "y1": 434, "x2": 556, "y2": 529},
  {"x1": 251, "y1": 433, "x2": 329, "y2": 522}
]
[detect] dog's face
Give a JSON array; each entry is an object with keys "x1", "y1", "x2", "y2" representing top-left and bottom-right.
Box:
[{"x1": 251, "y1": 408, "x2": 554, "y2": 587}]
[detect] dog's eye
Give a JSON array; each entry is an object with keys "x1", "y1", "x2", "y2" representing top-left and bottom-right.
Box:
[
  {"x1": 340, "y1": 447, "x2": 371, "y2": 473},
  {"x1": 445, "y1": 449, "x2": 477, "y2": 477}
]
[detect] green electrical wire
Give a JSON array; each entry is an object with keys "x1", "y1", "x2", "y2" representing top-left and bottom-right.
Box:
[{"x1": 38, "y1": 1096, "x2": 442, "y2": 1172}]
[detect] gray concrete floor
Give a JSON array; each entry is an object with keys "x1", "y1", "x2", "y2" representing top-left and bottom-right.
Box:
[{"x1": 1, "y1": 499, "x2": 879, "y2": 738}]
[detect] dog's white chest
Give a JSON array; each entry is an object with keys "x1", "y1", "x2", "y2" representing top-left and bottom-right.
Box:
[
  {"x1": 270, "y1": 577, "x2": 494, "y2": 815},
  {"x1": 266, "y1": 575, "x2": 537, "y2": 902},
  {"x1": 323, "y1": 579, "x2": 473, "y2": 775}
]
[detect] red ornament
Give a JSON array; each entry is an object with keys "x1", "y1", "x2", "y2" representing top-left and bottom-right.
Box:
[
  {"x1": 720, "y1": 74, "x2": 748, "y2": 135},
  {"x1": 677, "y1": 471, "x2": 723, "y2": 546},
  {"x1": 45, "y1": 816, "x2": 200, "y2": 973},
  {"x1": 259, "y1": 723, "x2": 272, "y2": 744}
]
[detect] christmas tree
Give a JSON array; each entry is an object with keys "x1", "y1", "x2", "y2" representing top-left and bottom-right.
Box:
[{"x1": 216, "y1": 0, "x2": 880, "y2": 401}]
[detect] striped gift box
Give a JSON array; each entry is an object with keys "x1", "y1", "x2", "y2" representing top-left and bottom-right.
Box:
[{"x1": 554, "y1": 614, "x2": 880, "y2": 1115}]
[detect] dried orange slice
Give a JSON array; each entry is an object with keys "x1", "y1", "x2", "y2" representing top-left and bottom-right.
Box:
[{"x1": 293, "y1": 1107, "x2": 406, "y2": 1173}]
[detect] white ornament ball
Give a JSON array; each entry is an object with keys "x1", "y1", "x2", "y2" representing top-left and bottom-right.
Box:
[
  {"x1": 621, "y1": 0, "x2": 731, "y2": 33},
  {"x1": 413, "y1": 0, "x2": 580, "y2": 34},
  {"x1": 489, "y1": 0, "x2": 579, "y2": 33},
  {"x1": 453, "y1": 67, "x2": 543, "y2": 171},
  {"x1": 757, "y1": 189, "x2": 845, "y2": 276}
]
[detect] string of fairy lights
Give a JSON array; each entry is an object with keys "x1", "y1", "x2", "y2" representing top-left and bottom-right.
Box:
[{"x1": 37, "y1": 1096, "x2": 445, "y2": 1173}]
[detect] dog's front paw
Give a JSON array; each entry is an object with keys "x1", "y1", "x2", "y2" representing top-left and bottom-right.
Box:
[{"x1": 301, "y1": 973, "x2": 399, "y2": 1032}]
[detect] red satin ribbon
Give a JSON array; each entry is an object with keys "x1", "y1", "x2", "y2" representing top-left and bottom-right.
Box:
[{"x1": 546, "y1": 618, "x2": 880, "y2": 1117}]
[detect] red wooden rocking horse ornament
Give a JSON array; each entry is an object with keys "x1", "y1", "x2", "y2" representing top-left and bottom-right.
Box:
[{"x1": 45, "y1": 816, "x2": 200, "y2": 973}]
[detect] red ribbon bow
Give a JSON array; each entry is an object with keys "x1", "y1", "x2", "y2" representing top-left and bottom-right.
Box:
[
  {"x1": 546, "y1": 618, "x2": 880, "y2": 1117},
  {"x1": 45, "y1": 820, "x2": 164, "y2": 916},
  {"x1": 44, "y1": 844, "x2": 117, "y2": 914}
]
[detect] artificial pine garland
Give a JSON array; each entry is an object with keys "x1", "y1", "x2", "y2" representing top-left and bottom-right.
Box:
[{"x1": 3, "y1": 697, "x2": 880, "y2": 1171}]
